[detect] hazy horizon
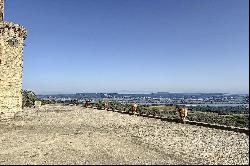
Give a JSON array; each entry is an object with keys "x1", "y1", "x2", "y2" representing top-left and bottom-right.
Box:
[
  {"x1": 35, "y1": 90, "x2": 249, "y2": 96},
  {"x1": 6, "y1": 0, "x2": 249, "y2": 94}
]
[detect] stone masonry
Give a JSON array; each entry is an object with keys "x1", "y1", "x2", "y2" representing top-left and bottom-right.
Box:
[
  {"x1": 0, "y1": 0, "x2": 3, "y2": 21},
  {"x1": 0, "y1": 0, "x2": 27, "y2": 119}
]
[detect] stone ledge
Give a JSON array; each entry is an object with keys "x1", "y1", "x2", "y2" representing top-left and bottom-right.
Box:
[
  {"x1": 105, "y1": 108, "x2": 249, "y2": 135},
  {"x1": 185, "y1": 120, "x2": 249, "y2": 135},
  {"x1": 154, "y1": 115, "x2": 162, "y2": 119}
]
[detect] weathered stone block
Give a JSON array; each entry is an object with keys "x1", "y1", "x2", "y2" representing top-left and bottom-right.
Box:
[{"x1": 34, "y1": 101, "x2": 42, "y2": 108}]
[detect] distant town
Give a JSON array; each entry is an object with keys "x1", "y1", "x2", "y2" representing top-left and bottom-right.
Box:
[{"x1": 38, "y1": 92, "x2": 249, "y2": 107}]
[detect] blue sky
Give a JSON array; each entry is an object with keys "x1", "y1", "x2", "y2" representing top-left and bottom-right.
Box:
[{"x1": 5, "y1": 0, "x2": 249, "y2": 94}]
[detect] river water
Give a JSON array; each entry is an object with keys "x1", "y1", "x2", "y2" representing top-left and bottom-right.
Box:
[{"x1": 137, "y1": 102, "x2": 249, "y2": 107}]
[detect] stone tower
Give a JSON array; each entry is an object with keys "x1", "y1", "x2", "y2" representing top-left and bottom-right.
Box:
[{"x1": 0, "y1": 0, "x2": 27, "y2": 119}]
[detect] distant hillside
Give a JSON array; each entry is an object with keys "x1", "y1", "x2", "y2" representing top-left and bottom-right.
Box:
[{"x1": 37, "y1": 92, "x2": 240, "y2": 100}]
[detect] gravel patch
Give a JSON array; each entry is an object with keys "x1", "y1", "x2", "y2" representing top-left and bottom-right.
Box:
[{"x1": 0, "y1": 105, "x2": 248, "y2": 165}]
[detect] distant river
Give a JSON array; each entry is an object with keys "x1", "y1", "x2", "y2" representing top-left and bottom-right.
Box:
[{"x1": 137, "y1": 102, "x2": 249, "y2": 107}]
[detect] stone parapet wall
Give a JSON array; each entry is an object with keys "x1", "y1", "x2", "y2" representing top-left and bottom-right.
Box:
[
  {"x1": 0, "y1": 21, "x2": 27, "y2": 119},
  {"x1": 0, "y1": 22, "x2": 27, "y2": 39}
]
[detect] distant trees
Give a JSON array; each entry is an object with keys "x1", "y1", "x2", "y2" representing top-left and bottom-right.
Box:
[
  {"x1": 41, "y1": 99, "x2": 56, "y2": 105},
  {"x1": 22, "y1": 90, "x2": 40, "y2": 108},
  {"x1": 187, "y1": 112, "x2": 249, "y2": 128},
  {"x1": 22, "y1": 90, "x2": 57, "y2": 108},
  {"x1": 188, "y1": 106, "x2": 249, "y2": 115}
]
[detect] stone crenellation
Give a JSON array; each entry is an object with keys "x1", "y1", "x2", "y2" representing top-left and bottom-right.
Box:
[{"x1": 0, "y1": 0, "x2": 27, "y2": 119}]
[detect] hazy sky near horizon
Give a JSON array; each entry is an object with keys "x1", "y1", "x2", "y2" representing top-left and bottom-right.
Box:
[{"x1": 5, "y1": 0, "x2": 249, "y2": 94}]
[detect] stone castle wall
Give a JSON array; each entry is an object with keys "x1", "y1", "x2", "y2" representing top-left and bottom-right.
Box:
[
  {"x1": 0, "y1": 21, "x2": 27, "y2": 119},
  {"x1": 0, "y1": 0, "x2": 3, "y2": 21}
]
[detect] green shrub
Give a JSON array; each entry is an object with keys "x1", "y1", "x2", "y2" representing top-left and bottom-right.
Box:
[{"x1": 22, "y1": 90, "x2": 40, "y2": 108}]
